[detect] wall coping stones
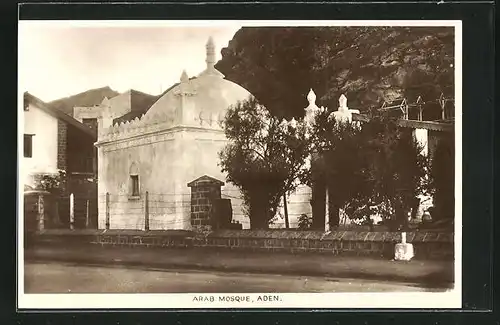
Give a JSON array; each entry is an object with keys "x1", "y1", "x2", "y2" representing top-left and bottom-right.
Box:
[
  {"x1": 187, "y1": 175, "x2": 224, "y2": 187},
  {"x1": 207, "y1": 229, "x2": 454, "y2": 243},
  {"x1": 33, "y1": 229, "x2": 453, "y2": 243}
]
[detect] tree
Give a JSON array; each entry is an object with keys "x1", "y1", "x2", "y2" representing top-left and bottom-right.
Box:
[
  {"x1": 33, "y1": 169, "x2": 67, "y2": 195},
  {"x1": 306, "y1": 104, "x2": 429, "y2": 231},
  {"x1": 359, "y1": 113, "x2": 430, "y2": 230},
  {"x1": 430, "y1": 132, "x2": 455, "y2": 220},
  {"x1": 216, "y1": 27, "x2": 454, "y2": 119},
  {"x1": 218, "y1": 97, "x2": 311, "y2": 229},
  {"x1": 307, "y1": 109, "x2": 367, "y2": 228}
]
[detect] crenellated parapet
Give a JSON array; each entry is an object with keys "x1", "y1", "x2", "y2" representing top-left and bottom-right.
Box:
[
  {"x1": 97, "y1": 36, "x2": 249, "y2": 145},
  {"x1": 98, "y1": 110, "x2": 176, "y2": 143},
  {"x1": 98, "y1": 105, "x2": 226, "y2": 144}
]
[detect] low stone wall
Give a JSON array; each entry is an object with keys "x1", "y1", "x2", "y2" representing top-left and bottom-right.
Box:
[
  {"x1": 30, "y1": 229, "x2": 195, "y2": 248},
  {"x1": 197, "y1": 230, "x2": 454, "y2": 260},
  {"x1": 28, "y1": 229, "x2": 454, "y2": 260}
]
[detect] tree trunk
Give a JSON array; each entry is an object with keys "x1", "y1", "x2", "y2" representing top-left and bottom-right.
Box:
[
  {"x1": 250, "y1": 218, "x2": 269, "y2": 230},
  {"x1": 410, "y1": 197, "x2": 420, "y2": 220},
  {"x1": 311, "y1": 180, "x2": 326, "y2": 230},
  {"x1": 249, "y1": 196, "x2": 271, "y2": 230},
  {"x1": 329, "y1": 205, "x2": 340, "y2": 229},
  {"x1": 394, "y1": 199, "x2": 408, "y2": 231}
]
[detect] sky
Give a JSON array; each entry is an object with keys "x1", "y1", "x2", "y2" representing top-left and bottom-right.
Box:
[
  {"x1": 19, "y1": 21, "x2": 459, "y2": 103},
  {"x1": 19, "y1": 21, "x2": 242, "y2": 102}
]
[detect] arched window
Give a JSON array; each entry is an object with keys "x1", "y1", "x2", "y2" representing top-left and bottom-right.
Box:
[{"x1": 129, "y1": 162, "x2": 140, "y2": 197}]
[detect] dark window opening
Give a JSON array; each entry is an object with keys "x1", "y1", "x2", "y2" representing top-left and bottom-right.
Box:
[
  {"x1": 82, "y1": 118, "x2": 98, "y2": 130},
  {"x1": 131, "y1": 175, "x2": 139, "y2": 197},
  {"x1": 24, "y1": 134, "x2": 33, "y2": 158}
]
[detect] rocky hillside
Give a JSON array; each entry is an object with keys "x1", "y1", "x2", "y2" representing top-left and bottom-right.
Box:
[
  {"x1": 49, "y1": 86, "x2": 120, "y2": 116},
  {"x1": 216, "y1": 27, "x2": 454, "y2": 119}
]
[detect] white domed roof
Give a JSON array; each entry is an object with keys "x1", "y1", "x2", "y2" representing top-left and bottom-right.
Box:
[{"x1": 144, "y1": 37, "x2": 252, "y2": 127}]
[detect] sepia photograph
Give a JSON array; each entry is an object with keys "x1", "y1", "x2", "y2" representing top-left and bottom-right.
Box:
[{"x1": 18, "y1": 20, "x2": 461, "y2": 309}]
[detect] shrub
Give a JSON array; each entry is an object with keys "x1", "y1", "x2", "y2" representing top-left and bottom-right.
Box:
[
  {"x1": 33, "y1": 169, "x2": 67, "y2": 195},
  {"x1": 298, "y1": 214, "x2": 312, "y2": 230}
]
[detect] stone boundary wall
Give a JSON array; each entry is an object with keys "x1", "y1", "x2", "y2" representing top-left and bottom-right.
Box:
[{"x1": 29, "y1": 229, "x2": 454, "y2": 260}]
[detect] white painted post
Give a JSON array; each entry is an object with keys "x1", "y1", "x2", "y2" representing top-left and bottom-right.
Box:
[
  {"x1": 69, "y1": 193, "x2": 74, "y2": 230},
  {"x1": 325, "y1": 186, "x2": 330, "y2": 232},
  {"x1": 394, "y1": 231, "x2": 414, "y2": 261},
  {"x1": 105, "y1": 192, "x2": 110, "y2": 230},
  {"x1": 144, "y1": 191, "x2": 149, "y2": 231},
  {"x1": 85, "y1": 199, "x2": 90, "y2": 228}
]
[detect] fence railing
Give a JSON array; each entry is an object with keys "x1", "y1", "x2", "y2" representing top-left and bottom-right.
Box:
[
  {"x1": 377, "y1": 93, "x2": 455, "y2": 123},
  {"x1": 56, "y1": 194, "x2": 97, "y2": 229},
  {"x1": 99, "y1": 192, "x2": 191, "y2": 231},
  {"x1": 25, "y1": 188, "x2": 314, "y2": 232},
  {"x1": 24, "y1": 192, "x2": 98, "y2": 231}
]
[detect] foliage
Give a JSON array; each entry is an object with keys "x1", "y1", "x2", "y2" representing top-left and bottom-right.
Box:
[
  {"x1": 429, "y1": 133, "x2": 455, "y2": 220},
  {"x1": 219, "y1": 97, "x2": 311, "y2": 229},
  {"x1": 216, "y1": 26, "x2": 450, "y2": 230},
  {"x1": 33, "y1": 169, "x2": 67, "y2": 195},
  {"x1": 297, "y1": 214, "x2": 312, "y2": 230},
  {"x1": 306, "y1": 109, "x2": 367, "y2": 227},
  {"x1": 307, "y1": 108, "x2": 429, "y2": 230},
  {"x1": 357, "y1": 113, "x2": 430, "y2": 229},
  {"x1": 216, "y1": 27, "x2": 454, "y2": 119}
]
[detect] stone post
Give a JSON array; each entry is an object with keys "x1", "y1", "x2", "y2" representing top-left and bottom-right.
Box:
[{"x1": 187, "y1": 175, "x2": 224, "y2": 233}]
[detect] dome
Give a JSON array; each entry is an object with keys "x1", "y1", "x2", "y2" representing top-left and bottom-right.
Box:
[{"x1": 144, "y1": 37, "x2": 253, "y2": 127}]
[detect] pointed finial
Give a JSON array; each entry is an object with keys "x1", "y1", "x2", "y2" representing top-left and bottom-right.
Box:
[
  {"x1": 207, "y1": 36, "x2": 215, "y2": 47},
  {"x1": 206, "y1": 36, "x2": 216, "y2": 69},
  {"x1": 180, "y1": 70, "x2": 189, "y2": 83},
  {"x1": 339, "y1": 94, "x2": 348, "y2": 110},
  {"x1": 307, "y1": 89, "x2": 316, "y2": 106}
]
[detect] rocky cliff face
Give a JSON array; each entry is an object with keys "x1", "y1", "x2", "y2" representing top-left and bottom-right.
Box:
[{"x1": 216, "y1": 27, "x2": 454, "y2": 119}]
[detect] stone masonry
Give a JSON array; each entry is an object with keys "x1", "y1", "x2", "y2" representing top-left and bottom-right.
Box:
[
  {"x1": 187, "y1": 175, "x2": 224, "y2": 230},
  {"x1": 57, "y1": 120, "x2": 67, "y2": 170}
]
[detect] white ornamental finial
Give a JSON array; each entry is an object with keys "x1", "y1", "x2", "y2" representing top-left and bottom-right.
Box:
[
  {"x1": 307, "y1": 89, "x2": 317, "y2": 106},
  {"x1": 339, "y1": 94, "x2": 348, "y2": 111},
  {"x1": 180, "y1": 70, "x2": 189, "y2": 83},
  {"x1": 206, "y1": 36, "x2": 216, "y2": 69},
  {"x1": 331, "y1": 93, "x2": 360, "y2": 124}
]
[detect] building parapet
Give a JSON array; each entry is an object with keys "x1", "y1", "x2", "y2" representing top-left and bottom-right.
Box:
[{"x1": 98, "y1": 109, "x2": 225, "y2": 144}]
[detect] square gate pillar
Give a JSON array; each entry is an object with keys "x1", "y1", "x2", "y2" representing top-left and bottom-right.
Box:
[{"x1": 187, "y1": 175, "x2": 224, "y2": 232}]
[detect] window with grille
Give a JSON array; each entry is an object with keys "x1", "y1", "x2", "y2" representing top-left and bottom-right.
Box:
[
  {"x1": 82, "y1": 118, "x2": 98, "y2": 130},
  {"x1": 130, "y1": 175, "x2": 139, "y2": 197}
]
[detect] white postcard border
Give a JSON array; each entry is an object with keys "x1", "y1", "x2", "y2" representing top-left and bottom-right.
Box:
[{"x1": 17, "y1": 19, "x2": 462, "y2": 310}]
